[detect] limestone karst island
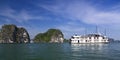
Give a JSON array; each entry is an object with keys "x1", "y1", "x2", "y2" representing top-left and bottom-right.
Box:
[
  {"x1": 0, "y1": 24, "x2": 64, "y2": 43},
  {"x1": 0, "y1": 24, "x2": 30, "y2": 43},
  {"x1": 34, "y1": 29, "x2": 64, "y2": 43}
]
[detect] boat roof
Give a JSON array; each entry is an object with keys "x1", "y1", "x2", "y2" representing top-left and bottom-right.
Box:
[
  {"x1": 84, "y1": 33, "x2": 106, "y2": 37},
  {"x1": 72, "y1": 33, "x2": 106, "y2": 38}
]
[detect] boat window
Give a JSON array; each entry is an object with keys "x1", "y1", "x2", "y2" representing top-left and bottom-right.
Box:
[
  {"x1": 103, "y1": 37, "x2": 105, "y2": 39},
  {"x1": 78, "y1": 40, "x2": 79, "y2": 43},
  {"x1": 97, "y1": 37, "x2": 99, "y2": 39},
  {"x1": 89, "y1": 37, "x2": 91, "y2": 39},
  {"x1": 94, "y1": 37, "x2": 96, "y2": 39},
  {"x1": 86, "y1": 40, "x2": 87, "y2": 42}
]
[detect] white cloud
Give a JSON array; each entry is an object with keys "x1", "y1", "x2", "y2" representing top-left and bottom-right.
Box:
[
  {"x1": 40, "y1": 1, "x2": 120, "y2": 25},
  {"x1": 0, "y1": 7, "x2": 47, "y2": 23}
]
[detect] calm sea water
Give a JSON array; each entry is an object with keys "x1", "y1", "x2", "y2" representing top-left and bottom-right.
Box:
[{"x1": 0, "y1": 43, "x2": 120, "y2": 60}]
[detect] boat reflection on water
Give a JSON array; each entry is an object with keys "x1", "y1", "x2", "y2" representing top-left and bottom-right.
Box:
[
  {"x1": 71, "y1": 43, "x2": 108, "y2": 52},
  {"x1": 70, "y1": 43, "x2": 113, "y2": 60}
]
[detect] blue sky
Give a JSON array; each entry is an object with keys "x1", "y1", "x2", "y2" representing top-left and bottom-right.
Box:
[{"x1": 0, "y1": 0, "x2": 120, "y2": 40}]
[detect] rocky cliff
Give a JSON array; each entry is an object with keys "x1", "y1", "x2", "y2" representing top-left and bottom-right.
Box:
[
  {"x1": 0, "y1": 24, "x2": 30, "y2": 43},
  {"x1": 34, "y1": 29, "x2": 64, "y2": 43}
]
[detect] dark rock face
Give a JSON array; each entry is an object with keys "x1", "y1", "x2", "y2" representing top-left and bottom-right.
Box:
[
  {"x1": 34, "y1": 29, "x2": 64, "y2": 43},
  {"x1": 16, "y1": 28, "x2": 30, "y2": 43},
  {"x1": 0, "y1": 24, "x2": 30, "y2": 43}
]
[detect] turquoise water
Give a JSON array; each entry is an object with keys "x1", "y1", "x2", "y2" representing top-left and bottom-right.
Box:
[{"x1": 0, "y1": 43, "x2": 120, "y2": 60}]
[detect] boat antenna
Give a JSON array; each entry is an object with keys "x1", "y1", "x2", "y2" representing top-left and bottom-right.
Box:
[
  {"x1": 85, "y1": 28, "x2": 87, "y2": 35},
  {"x1": 104, "y1": 28, "x2": 107, "y2": 36},
  {"x1": 96, "y1": 25, "x2": 98, "y2": 34}
]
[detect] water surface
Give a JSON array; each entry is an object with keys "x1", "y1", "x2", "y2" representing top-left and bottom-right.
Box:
[{"x1": 0, "y1": 43, "x2": 120, "y2": 60}]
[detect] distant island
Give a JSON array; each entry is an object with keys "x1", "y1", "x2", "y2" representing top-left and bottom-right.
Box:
[
  {"x1": 34, "y1": 29, "x2": 64, "y2": 43},
  {"x1": 0, "y1": 24, "x2": 64, "y2": 43},
  {"x1": 0, "y1": 24, "x2": 30, "y2": 43}
]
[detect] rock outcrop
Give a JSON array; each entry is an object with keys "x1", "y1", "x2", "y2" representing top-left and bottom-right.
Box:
[
  {"x1": 0, "y1": 24, "x2": 30, "y2": 43},
  {"x1": 34, "y1": 29, "x2": 64, "y2": 43}
]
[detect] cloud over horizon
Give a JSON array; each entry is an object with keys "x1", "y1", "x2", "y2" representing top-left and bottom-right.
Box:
[
  {"x1": 0, "y1": 0, "x2": 120, "y2": 40},
  {"x1": 40, "y1": 0, "x2": 120, "y2": 25}
]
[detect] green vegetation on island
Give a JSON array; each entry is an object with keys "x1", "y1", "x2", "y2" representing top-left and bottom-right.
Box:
[{"x1": 34, "y1": 29, "x2": 64, "y2": 43}]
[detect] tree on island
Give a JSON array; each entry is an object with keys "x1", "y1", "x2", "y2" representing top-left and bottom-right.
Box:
[{"x1": 34, "y1": 29, "x2": 64, "y2": 43}]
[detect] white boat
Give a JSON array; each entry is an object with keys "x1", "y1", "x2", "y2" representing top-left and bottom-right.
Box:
[{"x1": 70, "y1": 33, "x2": 109, "y2": 43}]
